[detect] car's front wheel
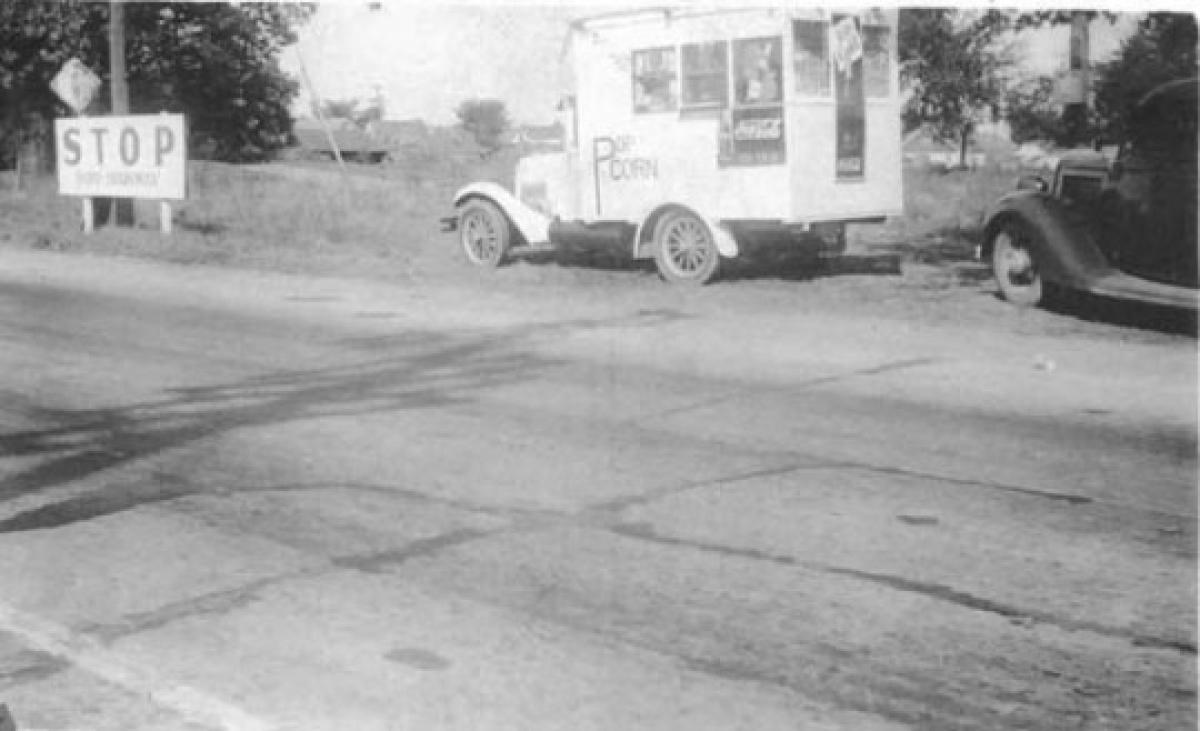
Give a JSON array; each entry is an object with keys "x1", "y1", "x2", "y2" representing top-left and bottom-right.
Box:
[
  {"x1": 458, "y1": 199, "x2": 510, "y2": 268},
  {"x1": 991, "y1": 219, "x2": 1044, "y2": 306}
]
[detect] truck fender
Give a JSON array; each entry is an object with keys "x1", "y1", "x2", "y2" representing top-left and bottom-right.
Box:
[
  {"x1": 981, "y1": 191, "x2": 1115, "y2": 289},
  {"x1": 453, "y1": 182, "x2": 551, "y2": 246},
  {"x1": 632, "y1": 204, "x2": 739, "y2": 260}
]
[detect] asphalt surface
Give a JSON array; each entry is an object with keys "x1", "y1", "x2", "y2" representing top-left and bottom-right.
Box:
[{"x1": 0, "y1": 250, "x2": 1195, "y2": 730}]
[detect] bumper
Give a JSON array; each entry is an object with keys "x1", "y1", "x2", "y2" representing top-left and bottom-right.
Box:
[{"x1": 440, "y1": 216, "x2": 458, "y2": 233}]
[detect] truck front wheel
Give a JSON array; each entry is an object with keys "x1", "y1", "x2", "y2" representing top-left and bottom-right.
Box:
[
  {"x1": 458, "y1": 199, "x2": 510, "y2": 268},
  {"x1": 653, "y1": 211, "x2": 720, "y2": 285}
]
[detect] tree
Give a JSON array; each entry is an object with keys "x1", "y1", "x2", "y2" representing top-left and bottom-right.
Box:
[
  {"x1": 1092, "y1": 12, "x2": 1197, "y2": 144},
  {"x1": 0, "y1": 3, "x2": 107, "y2": 168},
  {"x1": 314, "y1": 93, "x2": 384, "y2": 128},
  {"x1": 998, "y1": 12, "x2": 1197, "y2": 147},
  {"x1": 455, "y1": 98, "x2": 510, "y2": 155},
  {"x1": 0, "y1": 2, "x2": 314, "y2": 164},
  {"x1": 1006, "y1": 11, "x2": 1113, "y2": 148},
  {"x1": 315, "y1": 98, "x2": 360, "y2": 120},
  {"x1": 899, "y1": 9, "x2": 1008, "y2": 168},
  {"x1": 1001, "y1": 75, "x2": 1101, "y2": 146}
]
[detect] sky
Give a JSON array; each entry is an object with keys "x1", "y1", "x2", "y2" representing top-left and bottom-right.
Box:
[
  {"x1": 282, "y1": 4, "x2": 584, "y2": 125},
  {"x1": 279, "y1": 2, "x2": 1157, "y2": 126}
]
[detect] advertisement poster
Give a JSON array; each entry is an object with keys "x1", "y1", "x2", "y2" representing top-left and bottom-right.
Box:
[
  {"x1": 833, "y1": 15, "x2": 865, "y2": 179},
  {"x1": 718, "y1": 106, "x2": 785, "y2": 167}
]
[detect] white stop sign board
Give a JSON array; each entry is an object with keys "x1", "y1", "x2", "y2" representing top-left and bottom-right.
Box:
[
  {"x1": 50, "y1": 58, "x2": 102, "y2": 114},
  {"x1": 54, "y1": 114, "x2": 188, "y2": 200}
]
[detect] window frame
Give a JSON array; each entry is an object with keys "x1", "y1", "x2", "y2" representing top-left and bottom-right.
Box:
[
  {"x1": 792, "y1": 19, "x2": 832, "y2": 98},
  {"x1": 631, "y1": 46, "x2": 679, "y2": 114},
  {"x1": 680, "y1": 40, "x2": 730, "y2": 111},
  {"x1": 732, "y1": 35, "x2": 785, "y2": 108},
  {"x1": 860, "y1": 23, "x2": 892, "y2": 99}
]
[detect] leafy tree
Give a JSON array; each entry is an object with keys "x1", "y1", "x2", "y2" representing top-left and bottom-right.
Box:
[
  {"x1": 314, "y1": 94, "x2": 384, "y2": 128},
  {"x1": 315, "y1": 98, "x2": 360, "y2": 120},
  {"x1": 1001, "y1": 75, "x2": 1103, "y2": 146},
  {"x1": 0, "y1": 3, "x2": 107, "y2": 168},
  {"x1": 899, "y1": 9, "x2": 1008, "y2": 168},
  {"x1": 455, "y1": 98, "x2": 510, "y2": 155},
  {"x1": 1092, "y1": 12, "x2": 1197, "y2": 144},
  {"x1": 997, "y1": 12, "x2": 1196, "y2": 147},
  {"x1": 0, "y1": 1, "x2": 314, "y2": 164},
  {"x1": 1011, "y1": 10, "x2": 1115, "y2": 30}
]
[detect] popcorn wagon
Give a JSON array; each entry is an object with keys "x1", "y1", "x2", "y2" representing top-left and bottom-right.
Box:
[{"x1": 446, "y1": 7, "x2": 903, "y2": 284}]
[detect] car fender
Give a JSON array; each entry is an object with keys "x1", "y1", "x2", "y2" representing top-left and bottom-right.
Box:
[
  {"x1": 452, "y1": 182, "x2": 551, "y2": 246},
  {"x1": 982, "y1": 190, "x2": 1116, "y2": 288},
  {"x1": 630, "y1": 203, "x2": 739, "y2": 260}
]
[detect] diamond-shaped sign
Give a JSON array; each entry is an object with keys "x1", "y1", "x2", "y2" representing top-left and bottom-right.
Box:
[
  {"x1": 51, "y1": 58, "x2": 102, "y2": 114},
  {"x1": 830, "y1": 17, "x2": 863, "y2": 75}
]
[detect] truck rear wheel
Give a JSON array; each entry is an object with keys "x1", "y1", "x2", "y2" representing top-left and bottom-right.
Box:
[
  {"x1": 653, "y1": 210, "x2": 720, "y2": 285},
  {"x1": 458, "y1": 199, "x2": 510, "y2": 268}
]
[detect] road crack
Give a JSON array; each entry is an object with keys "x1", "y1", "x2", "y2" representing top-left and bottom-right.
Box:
[{"x1": 609, "y1": 521, "x2": 1198, "y2": 656}]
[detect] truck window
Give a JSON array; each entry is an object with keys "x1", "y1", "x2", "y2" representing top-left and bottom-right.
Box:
[
  {"x1": 733, "y1": 37, "x2": 782, "y2": 106},
  {"x1": 681, "y1": 41, "x2": 728, "y2": 109},
  {"x1": 632, "y1": 47, "x2": 678, "y2": 113},
  {"x1": 862, "y1": 24, "x2": 891, "y2": 98},
  {"x1": 792, "y1": 21, "x2": 830, "y2": 97}
]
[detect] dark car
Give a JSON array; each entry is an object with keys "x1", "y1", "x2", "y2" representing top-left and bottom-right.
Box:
[{"x1": 981, "y1": 77, "x2": 1198, "y2": 311}]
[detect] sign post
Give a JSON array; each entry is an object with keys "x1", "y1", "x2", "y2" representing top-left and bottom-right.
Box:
[
  {"x1": 50, "y1": 58, "x2": 102, "y2": 232},
  {"x1": 54, "y1": 113, "x2": 188, "y2": 233}
]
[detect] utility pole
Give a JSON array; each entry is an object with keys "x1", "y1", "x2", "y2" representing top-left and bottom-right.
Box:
[
  {"x1": 108, "y1": 0, "x2": 133, "y2": 225},
  {"x1": 1063, "y1": 11, "x2": 1091, "y2": 147},
  {"x1": 110, "y1": 1, "x2": 128, "y2": 115}
]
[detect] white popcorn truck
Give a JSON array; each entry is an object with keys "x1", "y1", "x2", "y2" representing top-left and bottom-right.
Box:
[{"x1": 447, "y1": 7, "x2": 903, "y2": 284}]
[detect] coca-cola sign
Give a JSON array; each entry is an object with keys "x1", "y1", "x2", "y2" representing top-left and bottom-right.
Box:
[
  {"x1": 733, "y1": 117, "x2": 782, "y2": 141},
  {"x1": 719, "y1": 107, "x2": 785, "y2": 167}
]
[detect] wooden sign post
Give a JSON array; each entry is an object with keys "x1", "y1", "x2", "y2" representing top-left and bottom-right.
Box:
[{"x1": 50, "y1": 58, "x2": 102, "y2": 232}]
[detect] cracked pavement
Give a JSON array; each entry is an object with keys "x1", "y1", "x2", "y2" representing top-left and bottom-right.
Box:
[{"x1": 0, "y1": 250, "x2": 1195, "y2": 730}]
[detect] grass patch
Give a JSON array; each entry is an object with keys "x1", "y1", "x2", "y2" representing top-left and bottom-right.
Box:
[
  {"x1": 2, "y1": 154, "x2": 1027, "y2": 283},
  {"x1": 902, "y1": 164, "x2": 1021, "y2": 242},
  {"x1": 0, "y1": 155, "x2": 520, "y2": 281},
  {"x1": 851, "y1": 163, "x2": 1026, "y2": 267}
]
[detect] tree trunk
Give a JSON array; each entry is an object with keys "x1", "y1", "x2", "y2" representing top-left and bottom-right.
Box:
[{"x1": 958, "y1": 126, "x2": 972, "y2": 169}]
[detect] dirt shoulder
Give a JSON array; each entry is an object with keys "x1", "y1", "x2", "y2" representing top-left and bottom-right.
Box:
[{"x1": 1, "y1": 160, "x2": 1193, "y2": 341}]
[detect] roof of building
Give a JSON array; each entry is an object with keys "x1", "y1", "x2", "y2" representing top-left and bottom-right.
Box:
[
  {"x1": 292, "y1": 118, "x2": 389, "y2": 155},
  {"x1": 370, "y1": 119, "x2": 428, "y2": 146}
]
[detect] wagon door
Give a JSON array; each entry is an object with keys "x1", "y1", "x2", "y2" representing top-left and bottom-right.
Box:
[{"x1": 788, "y1": 9, "x2": 902, "y2": 222}]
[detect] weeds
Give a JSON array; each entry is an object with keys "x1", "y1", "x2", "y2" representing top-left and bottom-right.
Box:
[{"x1": 1, "y1": 156, "x2": 1021, "y2": 284}]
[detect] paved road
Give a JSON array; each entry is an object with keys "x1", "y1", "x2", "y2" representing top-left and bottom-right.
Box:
[{"x1": 0, "y1": 251, "x2": 1195, "y2": 730}]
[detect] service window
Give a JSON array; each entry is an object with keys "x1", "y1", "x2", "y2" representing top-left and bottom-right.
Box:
[
  {"x1": 632, "y1": 47, "x2": 678, "y2": 113},
  {"x1": 862, "y1": 24, "x2": 891, "y2": 98},
  {"x1": 721, "y1": 36, "x2": 785, "y2": 167},
  {"x1": 792, "y1": 20, "x2": 831, "y2": 96},
  {"x1": 733, "y1": 37, "x2": 783, "y2": 106},
  {"x1": 681, "y1": 41, "x2": 728, "y2": 109}
]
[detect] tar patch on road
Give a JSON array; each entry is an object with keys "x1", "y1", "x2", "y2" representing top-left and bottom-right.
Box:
[
  {"x1": 285, "y1": 295, "x2": 343, "y2": 303},
  {"x1": 383, "y1": 647, "x2": 451, "y2": 671},
  {"x1": 611, "y1": 521, "x2": 1198, "y2": 656}
]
